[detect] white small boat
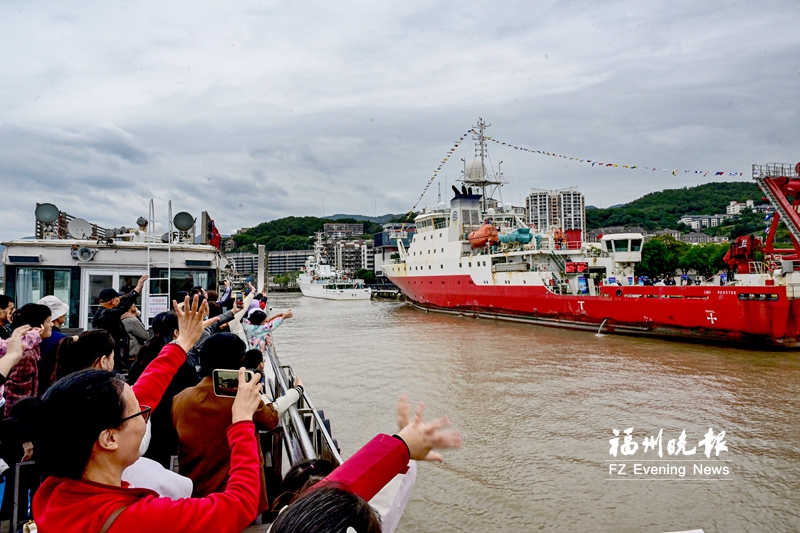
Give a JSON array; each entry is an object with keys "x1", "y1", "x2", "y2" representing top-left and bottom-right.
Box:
[{"x1": 297, "y1": 236, "x2": 372, "y2": 300}]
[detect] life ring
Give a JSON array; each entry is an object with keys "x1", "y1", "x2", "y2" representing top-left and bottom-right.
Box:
[{"x1": 538, "y1": 264, "x2": 547, "y2": 272}]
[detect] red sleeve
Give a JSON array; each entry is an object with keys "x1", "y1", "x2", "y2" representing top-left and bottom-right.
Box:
[
  {"x1": 112, "y1": 421, "x2": 261, "y2": 533},
  {"x1": 131, "y1": 343, "x2": 186, "y2": 410},
  {"x1": 321, "y1": 434, "x2": 410, "y2": 502}
]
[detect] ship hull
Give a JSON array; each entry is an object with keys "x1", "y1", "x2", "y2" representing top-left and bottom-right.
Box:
[
  {"x1": 298, "y1": 282, "x2": 372, "y2": 300},
  {"x1": 389, "y1": 273, "x2": 800, "y2": 348}
]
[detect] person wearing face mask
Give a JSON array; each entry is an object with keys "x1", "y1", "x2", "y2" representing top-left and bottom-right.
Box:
[
  {"x1": 28, "y1": 296, "x2": 262, "y2": 533},
  {"x1": 3, "y1": 303, "x2": 51, "y2": 415},
  {"x1": 46, "y1": 326, "x2": 194, "y2": 499}
]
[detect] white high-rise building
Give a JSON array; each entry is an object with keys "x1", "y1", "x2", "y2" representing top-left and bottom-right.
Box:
[{"x1": 526, "y1": 187, "x2": 585, "y2": 234}]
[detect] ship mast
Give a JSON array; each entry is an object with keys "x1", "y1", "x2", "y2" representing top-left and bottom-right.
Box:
[{"x1": 460, "y1": 118, "x2": 506, "y2": 212}]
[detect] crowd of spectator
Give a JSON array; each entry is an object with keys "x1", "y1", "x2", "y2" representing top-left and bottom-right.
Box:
[{"x1": 0, "y1": 279, "x2": 462, "y2": 533}]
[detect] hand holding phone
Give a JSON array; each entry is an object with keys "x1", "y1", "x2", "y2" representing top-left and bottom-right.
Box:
[
  {"x1": 213, "y1": 368, "x2": 254, "y2": 397},
  {"x1": 231, "y1": 368, "x2": 264, "y2": 424}
]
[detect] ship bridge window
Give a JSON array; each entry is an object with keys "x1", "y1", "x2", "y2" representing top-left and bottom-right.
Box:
[
  {"x1": 631, "y1": 239, "x2": 642, "y2": 252},
  {"x1": 613, "y1": 240, "x2": 629, "y2": 253},
  {"x1": 8, "y1": 267, "x2": 76, "y2": 327},
  {"x1": 152, "y1": 269, "x2": 217, "y2": 300}
]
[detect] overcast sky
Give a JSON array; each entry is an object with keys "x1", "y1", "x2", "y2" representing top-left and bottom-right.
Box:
[{"x1": 1, "y1": 0, "x2": 799, "y2": 240}]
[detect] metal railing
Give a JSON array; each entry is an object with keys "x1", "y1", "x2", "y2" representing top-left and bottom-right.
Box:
[
  {"x1": 752, "y1": 163, "x2": 799, "y2": 179},
  {"x1": 263, "y1": 343, "x2": 343, "y2": 467}
]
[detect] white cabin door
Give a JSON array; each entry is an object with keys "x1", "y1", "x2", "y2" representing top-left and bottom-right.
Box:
[{"x1": 80, "y1": 269, "x2": 148, "y2": 330}]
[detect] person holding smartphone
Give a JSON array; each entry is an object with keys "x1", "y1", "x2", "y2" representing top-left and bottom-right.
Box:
[{"x1": 172, "y1": 332, "x2": 295, "y2": 516}]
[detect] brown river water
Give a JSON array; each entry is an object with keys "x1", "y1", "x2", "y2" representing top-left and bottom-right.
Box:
[{"x1": 268, "y1": 293, "x2": 799, "y2": 533}]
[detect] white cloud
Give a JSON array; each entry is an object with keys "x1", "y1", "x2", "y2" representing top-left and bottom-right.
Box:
[{"x1": 1, "y1": 0, "x2": 799, "y2": 238}]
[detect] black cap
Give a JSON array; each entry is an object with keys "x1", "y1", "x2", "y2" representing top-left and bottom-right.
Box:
[{"x1": 98, "y1": 288, "x2": 120, "y2": 302}]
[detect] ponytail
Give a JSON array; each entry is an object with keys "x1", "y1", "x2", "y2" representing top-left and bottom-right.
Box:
[{"x1": 53, "y1": 330, "x2": 114, "y2": 381}]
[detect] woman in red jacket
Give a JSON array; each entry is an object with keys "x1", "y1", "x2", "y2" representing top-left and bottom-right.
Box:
[
  {"x1": 271, "y1": 398, "x2": 463, "y2": 533},
  {"x1": 29, "y1": 296, "x2": 267, "y2": 533}
]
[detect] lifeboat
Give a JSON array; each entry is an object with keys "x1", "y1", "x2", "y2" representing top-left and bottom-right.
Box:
[{"x1": 468, "y1": 222, "x2": 499, "y2": 248}]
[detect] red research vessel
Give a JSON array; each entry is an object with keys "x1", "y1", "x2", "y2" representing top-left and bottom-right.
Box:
[{"x1": 384, "y1": 120, "x2": 800, "y2": 348}]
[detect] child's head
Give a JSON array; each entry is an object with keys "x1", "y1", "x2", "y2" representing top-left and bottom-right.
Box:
[
  {"x1": 242, "y1": 349, "x2": 264, "y2": 370},
  {"x1": 248, "y1": 310, "x2": 267, "y2": 326}
]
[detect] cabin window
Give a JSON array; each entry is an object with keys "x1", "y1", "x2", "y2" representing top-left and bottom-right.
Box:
[
  {"x1": 471, "y1": 210, "x2": 480, "y2": 225},
  {"x1": 613, "y1": 240, "x2": 629, "y2": 253},
  {"x1": 462, "y1": 210, "x2": 470, "y2": 225},
  {"x1": 631, "y1": 239, "x2": 642, "y2": 252},
  {"x1": 10, "y1": 267, "x2": 76, "y2": 327},
  {"x1": 152, "y1": 269, "x2": 217, "y2": 299}
]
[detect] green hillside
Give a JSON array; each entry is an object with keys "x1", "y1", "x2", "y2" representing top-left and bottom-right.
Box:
[
  {"x1": 232, "y1": 216, "x2": 384, "y2": 253},
  {"x1": 587, "y1": 181, "x2": 765, "y2": 230}
]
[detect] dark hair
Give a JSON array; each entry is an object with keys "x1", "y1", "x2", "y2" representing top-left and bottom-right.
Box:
[
  {"x1": 129, "y1": 312, "x2": 178, "y2": 384},
  {"x1": 199, "y1": 333, "x2": 246, "y2": 377},
  {"x1": 0, "y1": 295, "x2": 13, "y2": 310},
  {"x1": 53, "y1": 330, "x2": 115, "y2": 381},
  {"x1": 242, "y1": 349, "x2": 264, "y2": 370},
  {"x1": 11, "y1": 303, "x2": 51, "y2": 329},
  {"x1": 248, "y1": 310, "x2": 267, "y2": 326},
  {"x1": 207, "y1": 290, "x2": 218, "y2": 301},
  {"x1": 34, "y1": 370, "x2": 127, "y2": 479},
  {"x1": 207, "y1": 301, "x2": 222, "y2": 319},
  {"x1": 270, "y1": 485, "x2": 381, "y2": 533},
  {"x1": 271, "y1": 459, "x2": 336, "y2": 511}
]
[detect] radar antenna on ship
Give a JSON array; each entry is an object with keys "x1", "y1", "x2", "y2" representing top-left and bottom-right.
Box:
[{"x1": 459, "y1": 118, "x2": 507, "y2": 212}]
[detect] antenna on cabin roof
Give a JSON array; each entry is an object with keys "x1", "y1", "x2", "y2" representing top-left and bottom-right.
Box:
[{"x1": 35, "y1": 203, "x2": 60, "y2": 239}]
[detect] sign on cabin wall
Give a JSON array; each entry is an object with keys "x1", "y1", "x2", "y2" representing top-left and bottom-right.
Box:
[
  {"x1": 148, "y1": 295, "x2": 170, "y2": 315},
  {"x1": 565, "y1": 262, "x2": 589, "y2": 274}
]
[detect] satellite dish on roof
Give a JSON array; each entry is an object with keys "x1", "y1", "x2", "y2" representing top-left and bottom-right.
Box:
[
  {"x1": 173, "y1": 212, "x2": 195, "y2": 232},
  {"x1": 67, "y1": 218, "x2": 93, "y2": 240},
  {"x1": 35, "y1": 203, "x2": 60, "y2": 224},
  {"x1": 464, "y1": 158, "x2": 486, "y2": 182}
]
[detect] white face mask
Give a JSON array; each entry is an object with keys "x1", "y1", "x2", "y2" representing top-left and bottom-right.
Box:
[{"x1": 139, "y1": 420, "x2": 152, "y2": 457}]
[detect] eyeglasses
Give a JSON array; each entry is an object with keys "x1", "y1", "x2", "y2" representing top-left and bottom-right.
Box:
[{"x1": 120, "y1": 405, "x2": 151, "y2": 425}]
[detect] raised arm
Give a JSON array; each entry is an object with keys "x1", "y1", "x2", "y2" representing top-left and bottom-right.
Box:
[
  {"x1": 115, "y1": 368, "x2": 264, "y2": 533},
  {"x1": 132, "y1": 296, "x2": 217, "y2": 409},
  {"x1": 322, "y1": 397, "x2": 462, "y2": 502},
  {"x1": 107, "y1": 275, "x2": 149, "y2": 320}
]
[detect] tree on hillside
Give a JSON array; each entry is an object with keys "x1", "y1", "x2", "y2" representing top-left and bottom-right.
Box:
[
  {"x1": 389, "y1": 212, "x2": 417, "y2": 224},
  {"x1": 637, "y1": 235, "x2": 690, "y2": 278},
  {"x1": 231, "y1": 215, "x2": 383, "y2": 253},
  {"x1": 679, "y1": 243, "x2": 728, "y2": 279},
  {"x1": 587, "y1": 181, "x2": 766, "y2": 231},
  {"x1": 730, "y1": 210, "x2": 765, "y2": 239}
]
